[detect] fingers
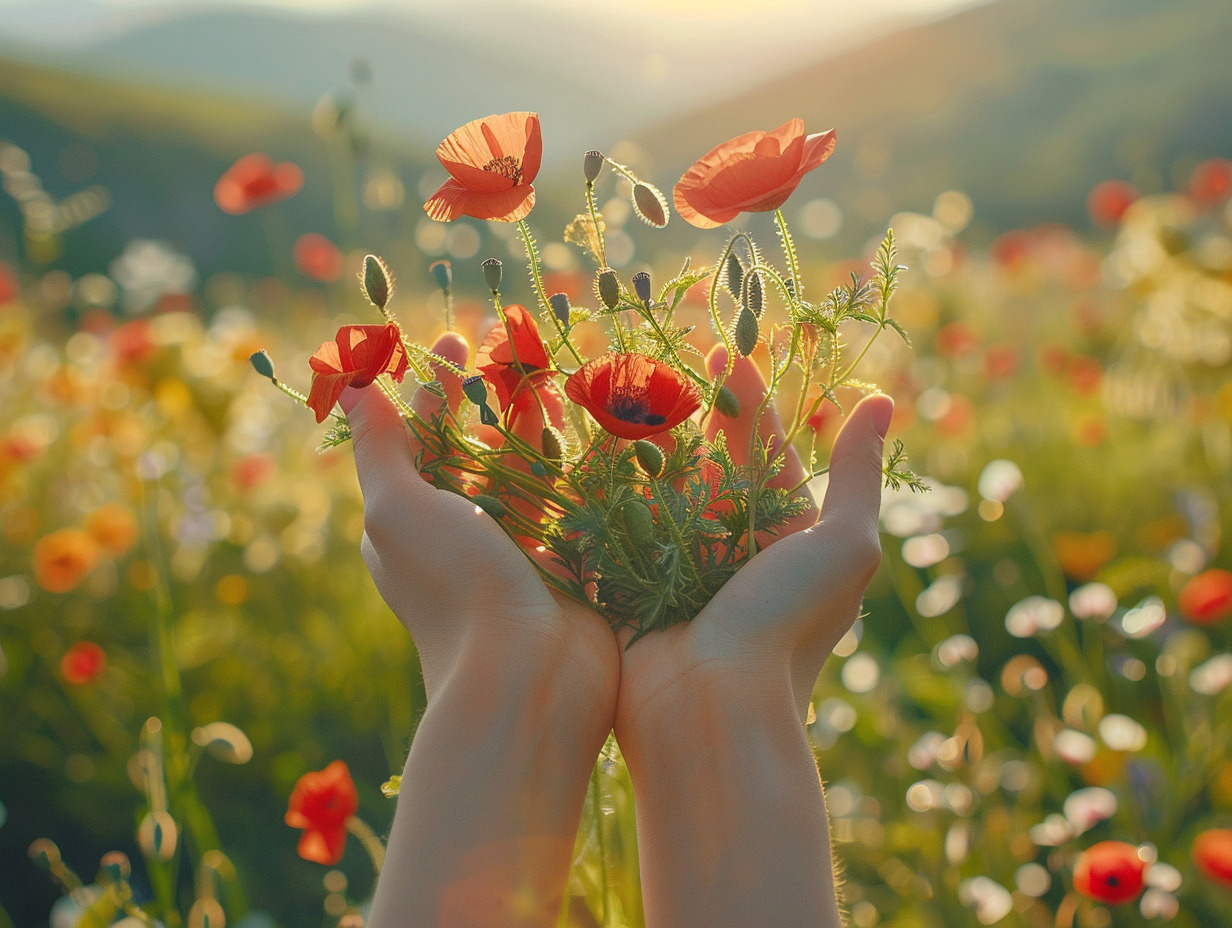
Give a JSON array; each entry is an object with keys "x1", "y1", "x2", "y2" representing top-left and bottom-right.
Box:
[
  {"x1": 815, "y1": 393, "x2": 893, "y2": 558},
  {"x1": 340, "y1": 384, "x2": 424, "y2": 514},
  {"x1": 412, "y1": 331, "x2": 470, "y2": 428}
]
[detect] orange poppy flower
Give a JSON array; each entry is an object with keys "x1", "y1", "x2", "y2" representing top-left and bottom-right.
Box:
[
  {"x1": 85, "y1": 502, "x2": 139, "y2": 556},
  {"x1": 60, "y1": 641, "x2": 106, "y2": 685},
  {"x1": 285, "y1": 760, "x2": 358, "y2": 866},
  {"x1": 1193, "y1": 829, "x2": 1232, "y2": 888},
  {"x1": 673, "y1": 118, "x2": 837, "y2": 229},
  {"x1": 1072, "y1": 841, "x2": 1147, "y2": 905},
  {"x1": 477, "y1": 304, "x2": 553, "y2": 410},
  {"x1": 423, "y1": 112, "x2": 542, "y2": 222},
  {"x1": 214, "y1": 153, "x2": 304, "y2": 215},
  {"x1": 566, "y1": 353, "x2": 701, "y2": 440},
  {"x1": 307, "y1": 323, "x2": 408, "y2": 423},
  {"x1": 293, "y1": 233, "x2": 344, "y2": 282},
  {"x1": 33, "y1": 528, "x2": 101, "y2": 593},
  {"x1": 1178, "y1": 568, "x2": 1232, "y2": 625}
]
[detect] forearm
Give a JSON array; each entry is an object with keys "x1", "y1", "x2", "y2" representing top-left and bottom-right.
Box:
[
  {"x1": 619, "y1": 675, "x2": 843, "y2": 928},
  {"x1": 367, "y1": 649, "x2": 610, "y2": 928}
]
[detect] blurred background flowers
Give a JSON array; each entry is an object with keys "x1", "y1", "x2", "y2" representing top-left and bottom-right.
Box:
[{"x1": 2, "y1": 0, "x2": 1231, "y2": 925}]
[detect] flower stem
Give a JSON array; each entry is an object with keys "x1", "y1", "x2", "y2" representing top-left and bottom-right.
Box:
[
  {"x1": 519, "y1": 220, "x2": 583, "y2": 365},
  {"x1": 346, "y1": 816, "x2": 387, "y2": 875}
]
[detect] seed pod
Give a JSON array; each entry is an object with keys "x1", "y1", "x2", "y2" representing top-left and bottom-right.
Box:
[
  {"x1": 362, "y1": 254, "x2": 392, "y2": 309},
  {"x1": 461, "y1": 374, "x2": 488, "y2": 406},
  {"x1": 713, "y1": 384, "x2": 740, "y2": 419},
  {"x1": 632, "y1": 271, "x2": 652, "y2": 306},
  {"x1": 725, "y1": 251, "x2": 744, "y2": 299},
  {"x1": 481, "y1": 257, "x2": 503, "y2": 292},
  {"x1": 430, "y1": 259, "x2": 452, "y2": 292},
  {"x1": 633, "y1": 439, "x2": 665, "y2": 478},
  {"x1": 632, "y1": 182, "x2": 669, "y2": 228},
  {"x1": 540, "y1": 426, "x2": 564, "y2": 462},
  {"x1": 248, "y1": 349, "x2": 276, "y2": 381},
  {"x1": 99, "y1": 851, "x2": 132, "y2": 884},
  {"x1": 584, "y1": 149, "x2": 605, "y2": 183},
  {"x1": 548, "y1": 292, "x2": 572, "y2": 328},
  {"x1": 472, "y1": 494, "x2": 508, "y2": 518},
  {"x1": 735, "y1": 304, "x2": 759, "y2": 357},
  {"x1": 623, "y1": 498, "x2": 655, "y2": 546},
  {"x1": 28, "y1": 839, "x2": 61, "y2": 870},
  {"x1": 596, "y1": 267, "x2": 620, "y2": 310},
  {"x1": 741, "y1": 269, "x2": 764, "y2": 318},
  {"x1": 479, "y1": 404, "x2": 499, "y2": 426}
]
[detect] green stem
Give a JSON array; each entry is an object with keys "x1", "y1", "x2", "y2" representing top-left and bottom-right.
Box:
[
  {"x1": 590, "y1": 760, "x2": 611, "y2": 928},
  {"x1": 584, "y1": 181, "x2": 608, "y2": 267},
  {"x1": 519, "y1": 220, "x2": 583, "y2": 365}
]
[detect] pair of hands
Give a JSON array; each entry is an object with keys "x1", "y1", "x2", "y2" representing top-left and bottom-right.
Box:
[{"x1": 343, "y1": 333, "x2": 891, "y2": 927}]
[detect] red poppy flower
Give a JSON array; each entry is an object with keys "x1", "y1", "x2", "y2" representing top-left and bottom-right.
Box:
[
  {"x1": 1178, "y1": 568, "x2": 1232, "y2": 625},
  {"x1": 214, "y1": 153, "x2": 304, "y2": 215},
  {"x1": 285, "y1": 760, "x2": 358, "y2": 866},
  {"x1": 1072, "y1": 841, "x2": 1147, "y2": 905},
  {"x1": 673, "y1": 118, "x2": 836, "y2": 229},
  {"x1": 423, "y1": 112, "x2": 542, "y2": 222},
  {"x1": 1190, "y1": 158, "x2": 1232, "y2": 205},
  {"x1": 566, "y1": 353, "x2": 701, "y2": 440},
  {"x1": 1087, "y1": 179, "x2": 1138, "y2": 226},
  {"x1": 477, "y1": 304, "x2": 553, "y2": 410},
  {"x1": 1192, "y1": 829, "x2": 1232, "y2": 887},
  {"x1": 293, "y1": 233, "x2": 344, "y2": 282},
  {"x1": 60, "y1": 641, "x2": 106, "y2": 685},
  {"x1": 307, "y1": 323, "x2": 408, "y2": 423}
]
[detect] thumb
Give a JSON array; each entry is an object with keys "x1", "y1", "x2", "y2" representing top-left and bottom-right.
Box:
[
  {"x1": 340, "y1": 385, "x2": 423, "y2": 512},
  {"x1": 815, "y1": 393, "x2": 893, "y2": 553}
]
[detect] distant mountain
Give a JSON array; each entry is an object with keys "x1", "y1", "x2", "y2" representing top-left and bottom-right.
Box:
[{"x1": 637, "y1": 0, "x2": 1232, "y2": 247}]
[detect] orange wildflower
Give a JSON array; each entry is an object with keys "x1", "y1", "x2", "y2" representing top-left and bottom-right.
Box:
[
  {"x1": 85, "y1": 502, "x2": 139, "y2": 556},
  {"x1": 477, "y1": 304, "x2": 553, "y2": 411},
  {"x1": 1178, "y1": 568, "x2": 1232, "y2": 625},
  {"x1": 285, "y1": 760, "x2": 358, "y2": 866},
  {"x1": 566, "y1": 353, "x2": 701, "y2": 440},
  {"x1": 214, "y1": 153, "x2": 303, "y2": 215},
  {"x1": 1072, "y1": 841, "x2": 1146, "y2": 905},
  {"x1": 60, "y1": 641, "x2": 106, "y2": 685},
  {"x1": 33, "y1": 528, "x2": 100, "y2": 593},
  {"x1": 293, "y1": 233, "x2": 344, "y2": 282},
  {"x1": 424, "y1": 112, "x2": 542, "y2": 222},
  {"x1": 673, "y1": 118, "x2": 836, "y2": 229},
  {"x1": 1192, "y1": 829, "x2": 1232, "y2": 888},
  {"x1": 306, "y1": 323, "x2": 409, "y2": 423}
]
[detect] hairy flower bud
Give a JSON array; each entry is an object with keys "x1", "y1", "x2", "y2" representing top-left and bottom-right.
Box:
[
  {"x1": 472, "y1": 494, "x2": 508, "y2": 518},
  {"x1": 361, "y1": 254, "x2": 392, "y2": 309},
  {"x1": 481, "y1": 257, "x2": 503, "y2": 293},
  {"x1": 742, "y1": 269, "x2": 764, "y2": 318},
  {"x1": 725, "y1": 251, "x2": 744, "y2": 300},
  {"x1": 430, "y1": 259, "x2": 452, "y2": 292},
  {"x1": 623, "y1": 497, "x2": 655, "y2": 546},
  {"x1": 461, "y1": 374, "x2": 488, "y2": 406},
  {"x1": 632, "y1": 182, "x2": 669, "y2": 229},
  {"x1": 249, "y1": 349, "x2": 276, "y2": 381},
  {"x1": 584, "y1": 150, "x2": 604, "y2": 184},
  {"x1": 714, "y1": 384, "x2": 740, "y2": 418},
  {"x1": 548, "y1": 292, "x2": 572, "y2": 328},
  {"x1": 632, "y1": 271, "x2": 652, "y2": 307},
  {"x1": 596, "y1": 267, "x2": 620, "y2": 310},
  {"x1": 541, "y1": 426, "x2": 564, "y2": 462},
  {"x1": 634, "y1": 439, "x2": 665, "y2": 478},
  {"x1": 735, "y1": 305, "x2": 759, "y2": 357}
]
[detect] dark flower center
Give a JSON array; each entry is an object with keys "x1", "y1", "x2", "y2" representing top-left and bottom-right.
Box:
[
  {"x1": 483, "y1": 155, "x2": 523, "y2": 184},
  {"x1": 607, "y1": 394, "x2": 666, "y2": 426}
]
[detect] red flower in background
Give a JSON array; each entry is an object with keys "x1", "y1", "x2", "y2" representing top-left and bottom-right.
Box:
[
  {"x1": 33, "y1": 528, "x2": 100, "y2": 593},
  {"x1": 477, "y1": 305, "x2": 553, "y2": 408},
  {"x1": 1192, "y1": 829, "x2": 1232, "y2": 888},
  {"x1": 673, "y1": 118, "x2": 836, "y2": 229},
  {"x1": 566, "y1": 353, "x2": 701, "y2": 440},
  {"x1": 60, "y1": 641, "x2": 106, "y2": 685},
  {"x1": 1178, "y1": 568, "x2": 1232, "y2": 625},
  {"x1": 293, "y1": 233, "x2": 344, "y2": 282},
  {"x1": 424, "y1": 112, "x2": 542, "y2": 222},
  {"x1": 285, "y1": 760, "x2": 358, "y2": 866},
  {"x1": 1087, "y1": 179, "x2": 1138, "y2": 227},
  {"x1": 1072, "y1": 841, "x2": 1147, "y2": 905},
  {"x1": 214, "y1": 153, "x2": 304, "y2": 215},
  {"x1": 1189, "y1": 158, "x2": 1232, "y2": 205},
  {"x1": 307, "y1": 323, "x2": 408, "y2": 423},
  {"x1": 0, "y1": 259, "x2": 18, "y2": 304}
]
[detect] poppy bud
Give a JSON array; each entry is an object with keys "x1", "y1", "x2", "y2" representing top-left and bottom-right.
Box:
[
  {"x1": 735, "y1": 305, "x2": 759, "y2": 357},
  {"x1": 714, "y1": 384, "x2": 740, "y2": 418},
  {"x1": 634, "y1": 439, "x2": 664, "y2": 477},
  {"x1": 479, "y1": 404, "x2": 499, "y2": 426},
  {"x1": 99, "y1": 851, "x2": 132, "y2": 884},
  {"x1": 430, "y1": 259, "x2": 452, "y2": 292},
  {"x1": 461, "y1": 374, "x2": 488, "y2": 406},
  {"x1": 725, "y1": 252, "x2": 744, "y2": 300},
  {"x1": 541, "y1": 426, "x2": 564, "y2": 462},
  {"x1": 249, "y1": 349, "x2": 276, "y2": 381},
  {"x1": 530, "y1": 460, "x2": 547, "y2": 477},
  {"x1": 623, "y1": 497, "x2": 655, "y2": 546},
  {"x1": 596, "y1": 267, "x2": 620, "y2": 310},
  {"x1": 548, "y1": 292, "x2": 572, "y2": 328},
  {"x1": 472, "y1": 494, "x2": 508, "y2": 518},
  {"x1": 362, "y1": 254, "x2": 392, "y2": 309},
  {"x1": 632, "y1": 271, "x2": 652, "y2": 307},
  {"x1": 482, "y1": 257, "x2": 503, "y2": 293},
  {"x1": 28, "y1": 839, "x2": 61, "y2": 871},
  {"x1": 584, "y1": 150, "x2": 604, "y2": 184},
  {"x1": 742, "y1": 270, "x2": 763, "y2": 318},
  {"x1": 632, "y1": 182, "x2": 669, "y2": 229}
]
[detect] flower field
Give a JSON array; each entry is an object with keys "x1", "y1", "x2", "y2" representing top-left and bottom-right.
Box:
[{"x1": 2, "y1": 98, "x2": 1232, "y2": 928}]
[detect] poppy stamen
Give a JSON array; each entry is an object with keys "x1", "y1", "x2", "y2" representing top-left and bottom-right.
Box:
[
  {"x1": 609, "y1": 395, "x2": 666, "y2": 426},
  {"x1": 483, "y1": 155, "x2": 523, "y2": 185}
]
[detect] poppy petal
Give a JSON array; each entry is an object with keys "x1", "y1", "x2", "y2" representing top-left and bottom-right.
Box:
[{"x1": 424, "y1": 178, "x2": 536, "y2": 223}]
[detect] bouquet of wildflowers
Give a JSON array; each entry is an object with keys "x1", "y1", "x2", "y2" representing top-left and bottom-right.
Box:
[{"x1": 255, "y1": 111, "x2": 922, "y2": 639}]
